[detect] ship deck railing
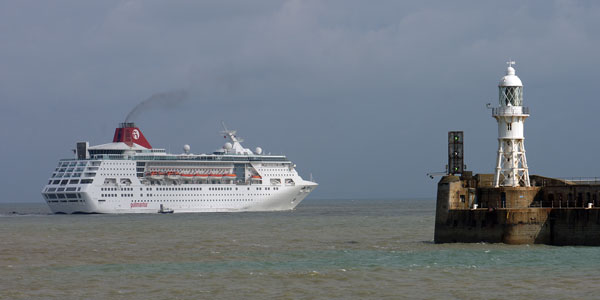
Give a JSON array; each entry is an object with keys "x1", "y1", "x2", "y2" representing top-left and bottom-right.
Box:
[{"x1": 61, "y1": 155, "x2": 289, "y2": 162}]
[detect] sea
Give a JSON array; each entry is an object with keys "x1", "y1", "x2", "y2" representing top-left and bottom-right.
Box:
[{"x1": 1, "y1": 198, "x2": 599, "y2": 299}]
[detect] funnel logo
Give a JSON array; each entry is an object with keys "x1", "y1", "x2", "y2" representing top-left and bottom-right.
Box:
[{"x1": 132, "y1": 129, "x2": 140, "y2": 140}]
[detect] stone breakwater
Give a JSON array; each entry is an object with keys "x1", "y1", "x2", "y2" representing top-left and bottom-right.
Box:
[{"x1": 435, "y1": 174, "x2": 600, "y2": 245}]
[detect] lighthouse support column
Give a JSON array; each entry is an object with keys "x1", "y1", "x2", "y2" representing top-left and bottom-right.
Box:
[{"x1": 494, "y1": 140, "x2": 504, "y2": 187}]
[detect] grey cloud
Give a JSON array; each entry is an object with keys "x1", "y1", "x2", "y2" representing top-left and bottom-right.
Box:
[{"x1": 2, "y1": 0, "x2": 600, "y2": 202}]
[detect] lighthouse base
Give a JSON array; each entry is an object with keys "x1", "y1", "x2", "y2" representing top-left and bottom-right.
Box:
[{"x1": 435, "y1": 174, "x2": 600, "y2": 245}]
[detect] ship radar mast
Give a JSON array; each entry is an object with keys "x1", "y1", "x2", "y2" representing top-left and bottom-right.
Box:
[
  {"x1": 221, "y1": 121, "x2": 243, "y2": 143},
  {"x1": 492, "y1": 60, "x2": 530, "y2": 187},
  {"x1": 220, "y1": 122, "x2": 253, "y2": 155}
]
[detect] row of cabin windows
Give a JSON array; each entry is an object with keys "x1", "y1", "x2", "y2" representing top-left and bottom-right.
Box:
[
  {"x1": 56, "y1": 168, "x2": 84, "y2": 172},
  {"x1": 55, "y1": 168, "x2": 85, "y2": 172},
  {"x1": 49, "y1": 179, "x2": 80, "y2": 185},
  {"x1": 104, "y1": 162, "x2": 134, "y2": 165},
  {"x1": 43, "y1": 193, "x2": 81, "y2": 199},
  {"x1": 101, "y1": 187, "x2": 133, "y2": 191},
  {"x1": 101, "y1": 174, "x2": 135, "y2": 176},
  {"x1": 132, "y1": 199, "x2": 255, "y2": 203},
  {"x1": 47, "y1": 200, "x2": 84, "y2": 203},
  {"x1": 52, "y1": 173, "x2": 83, "y2": 178},
  {"x1": 48, "y1": 179, "x2": 92, "y2": 185},
  {"x1": 106, "y1": 191, "x2": 275, "y2": 199},
  {"x1": 59, "y1": 162, "x2": 86, "y2": 167},
  {"x1": 156, "y1": 187, "x2": 203, "y2": 191},
  {"x1": 47, "y1": 187, "x2": 78, "y2": 192}
]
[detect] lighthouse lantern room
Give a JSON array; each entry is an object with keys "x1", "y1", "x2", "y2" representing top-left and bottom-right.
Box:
[{"x1": 492, "y1": 61, "x2": 531, "y2": 187}]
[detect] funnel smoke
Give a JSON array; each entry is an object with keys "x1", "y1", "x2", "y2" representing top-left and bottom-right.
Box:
[{"x1": 125, "y1": 90, "x2": 189, "y2": 122}]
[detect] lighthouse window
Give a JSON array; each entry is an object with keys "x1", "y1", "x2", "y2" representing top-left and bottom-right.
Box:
[
  {"x1": 499, "y1": 86, "x2": 523, "y2": 106},
  {"x1": 507, "y1": 123, "x2": 512, "y2": 131}
]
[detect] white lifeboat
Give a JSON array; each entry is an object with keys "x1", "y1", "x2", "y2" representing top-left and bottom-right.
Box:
[
  {"x1": 167, "y1": 171, "x2": 180, "y2": 180},
  {"x1": 181, "y1": 173, "x2": 195, "y2": 181},
  {"x1": 196, "y1": 174, "x2": 209, "y2": 181},
  {"x1": 151, "y1": 171, "x2": 165, "y2": 180}
]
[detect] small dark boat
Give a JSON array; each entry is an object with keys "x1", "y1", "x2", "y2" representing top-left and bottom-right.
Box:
[{"x1": 158, "y1": 204, "x2": 174, "y2": 214}]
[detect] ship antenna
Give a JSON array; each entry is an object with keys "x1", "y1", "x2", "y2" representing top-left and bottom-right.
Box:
[
  {"x1": 221, "y1": 121, "x2": 229, "y2": 132},
  {"x1": 220, "y1": 121, "x2": 243, "y2": 143}
]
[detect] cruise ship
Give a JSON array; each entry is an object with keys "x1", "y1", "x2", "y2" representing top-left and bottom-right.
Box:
[{"x1": 41, "y1": 123, "x2": 317, "y2": 213}]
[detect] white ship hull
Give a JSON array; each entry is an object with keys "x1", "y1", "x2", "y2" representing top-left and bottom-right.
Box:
[{"x1": 45, "y1": 182, "x2": 316, "y2": 214}]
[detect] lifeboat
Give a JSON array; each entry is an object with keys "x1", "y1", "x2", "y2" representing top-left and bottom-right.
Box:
[
  {"x1": 251, "y1": 175, "x2": 262, "y2": 181},
  {"x1": 196, "y1": 174, "x2": 209, "y2": 181},
  {"x1": 209, "y1": 174, "x2": 222, "y2": 182},
  {"x1": 167, "y1": 171, "x2": 180, "y2": 180},
  {"x1": 181, "y1": 173, "x2": 195, "y2": 181},
  {"x1": 151, "y1": 171, "x2": 165, "y2": 180},
  {"x1": 223, "y1": 174, "x2": 236, "y2": 180}
]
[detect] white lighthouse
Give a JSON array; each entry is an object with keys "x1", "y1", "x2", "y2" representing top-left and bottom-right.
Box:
[{"x1": 492, "y1": 61, "x2": 530, "y2": 187}]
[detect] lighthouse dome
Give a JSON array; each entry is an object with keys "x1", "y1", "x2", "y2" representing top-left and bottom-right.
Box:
[{"x1": 499, "y1": 66, "x2": 522, "y2": 87}]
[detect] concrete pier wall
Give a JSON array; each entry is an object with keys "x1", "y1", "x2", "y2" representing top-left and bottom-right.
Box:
[{"x1": 434, "y1": 174, "x2": 600, "y2": 245}]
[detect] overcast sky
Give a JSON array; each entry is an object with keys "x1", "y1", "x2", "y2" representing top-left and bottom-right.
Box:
[{"x1": 2, "y1": 0, "x2": 600, "y2": 202}]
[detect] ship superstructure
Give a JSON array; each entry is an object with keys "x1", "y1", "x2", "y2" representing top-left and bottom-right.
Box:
[{"x1": 41, "y1": 123, "x2": 317, "y2": 213}]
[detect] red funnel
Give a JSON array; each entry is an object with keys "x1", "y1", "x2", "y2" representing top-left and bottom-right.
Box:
[{"x1": 112, "y1": 122, "x2": 152, "y2": 149}]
